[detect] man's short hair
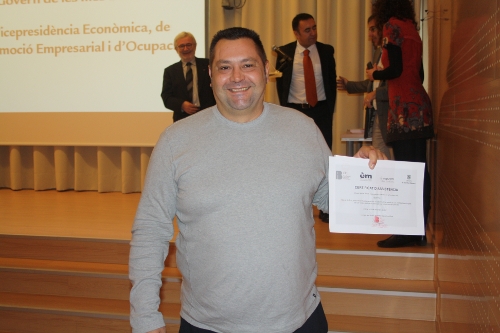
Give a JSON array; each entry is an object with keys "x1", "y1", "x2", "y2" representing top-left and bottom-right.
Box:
[
  {"x1": 209, "y1": 27, "x2": 267, "y2": 67},
  {"x1": 174, "y1": 31, "x2": 196, "y2": 47},
  {"x1": 367, "y1": 14, "x2": 377, "y2": 24},
  {"x1": 292, "y1": 13, "x2": 315, "y2": 31}
]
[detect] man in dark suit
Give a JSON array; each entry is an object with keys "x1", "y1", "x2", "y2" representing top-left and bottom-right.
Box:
[
  {"x1": 275, "y1": 13, "x2": 337, "y2": 222},
  {"x1": 161, "y1": 32, "x2": 215, "y2": 122},
  {"x1": 336, "y1": 15, "x2": 393, "y2": 160},
  {"x1": 275, "y1": 13, "x2": 337, "y2": 150}
]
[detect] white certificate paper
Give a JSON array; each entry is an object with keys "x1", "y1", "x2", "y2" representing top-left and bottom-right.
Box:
[{"x1": 329, "y1": 156, "x2": 425, "y2": 235}]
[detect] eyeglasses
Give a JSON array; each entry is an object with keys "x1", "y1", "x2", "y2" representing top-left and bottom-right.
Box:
[{"x1": 177, "y1": 43, "x2": 194, "y2": 49}]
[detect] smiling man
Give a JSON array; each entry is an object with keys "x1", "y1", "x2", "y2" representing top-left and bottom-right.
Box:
[
  {"x1": 207, "y1": 34, "x2": 268, "y2": 122},
  {"x1": 129, "y1": 27, "x2": 385, "y2": 333},
  {"x1": 161, "y1": 31, "x2": 215, "y2": 122}
]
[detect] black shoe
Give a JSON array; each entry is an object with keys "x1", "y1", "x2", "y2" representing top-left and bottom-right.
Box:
[
  {"x1": 319, "y1": 211, "x2": 329, "y2": 223},
  {"x1": 321, "y1": 213, "x2": 329, "y2": 223},
  {"x1": 377, "y1": 235, "x2": 427, "y2": 248}
]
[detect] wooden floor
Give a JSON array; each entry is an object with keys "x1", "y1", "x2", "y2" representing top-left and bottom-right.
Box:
[
  {"x1": 0, "y1": 189, "x2": 138, "y2": 241},
  {"x1": 0, "y1": 188, "x2": 432, "y2": 254}
]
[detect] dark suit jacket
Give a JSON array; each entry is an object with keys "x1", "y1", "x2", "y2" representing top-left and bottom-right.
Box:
[
  {"x1": 161, "y1": 57, "x2": 215, "y2": 122},
  {"x1": 275, "y1": 41, "x2": 337, "y2": 115},
  {"x1": 345, "y1": 47, "x2": 389, "y2": 142}
]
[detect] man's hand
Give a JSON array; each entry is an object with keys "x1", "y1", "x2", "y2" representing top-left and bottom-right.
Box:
[
  {"x1": 147, "y1": 327, "x2": 166, "y2": 333},
  {"x1": 182, "y1": 101, "x2": 201, "y2": 115},
  {"x1": 364, "y1": 91, "x2": 376, "y2": 108},
  {"x1": 354, "y1": 145, "x2": 388, "y2": 169},
  {"x1": 336, "y1": 76, "x2": 348, "y2": 90}
]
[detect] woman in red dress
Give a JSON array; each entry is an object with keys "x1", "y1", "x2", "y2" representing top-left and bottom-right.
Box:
[{"x1": 366, "y1": 0, "x2": 434, "y2": 248}]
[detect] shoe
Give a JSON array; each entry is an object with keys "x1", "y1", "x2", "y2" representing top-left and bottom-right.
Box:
[
  {"x1": 321, "y1": 213, "x2": 329, "y2": 223},
  {"x1": 319, "y1": 211, "x2": 329, "y2": 223},
  {"x1": 377, "y1": 235, "x2": 427, "y2": 248}
]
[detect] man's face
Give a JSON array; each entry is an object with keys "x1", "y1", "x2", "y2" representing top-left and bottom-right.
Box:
[
  {"x1": 209, "y1": 38, "x2": 269, "y2": 123},
  {"x1": 294, "y1": 18, "x2": 317, "y2": 48},
  {"x1": 368, "y1": 19, "x2": 381, "y2": 48},
  {"x1": 175, "y1": 36, "x2": 197, "y2": 62}
]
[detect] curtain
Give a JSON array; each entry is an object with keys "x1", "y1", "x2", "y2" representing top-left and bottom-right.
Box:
[{"x1": 0, "y1": 146, "x2": 152, "y2": 193}]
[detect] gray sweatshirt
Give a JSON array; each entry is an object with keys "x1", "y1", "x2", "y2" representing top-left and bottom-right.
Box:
[{"x1": 129, "y1": 103, "x2": 331, "y2": 333}]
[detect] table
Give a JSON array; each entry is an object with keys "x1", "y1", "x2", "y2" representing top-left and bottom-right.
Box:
[{"x1": 340, "y1": 131, "x2": 372, "y2": 156}]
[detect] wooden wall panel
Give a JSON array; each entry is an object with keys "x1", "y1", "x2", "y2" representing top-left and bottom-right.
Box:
[{"x1": 431, "y1": 0, "x2": 500, "y2": 331}]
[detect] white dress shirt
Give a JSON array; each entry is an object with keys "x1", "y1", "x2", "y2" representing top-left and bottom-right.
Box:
[{"x1": 288, "y1": 43, "x2": 326, "y2": 104}]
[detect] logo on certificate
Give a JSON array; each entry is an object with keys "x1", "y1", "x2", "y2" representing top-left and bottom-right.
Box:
[
  {"x1": 372, "y1": 215, "x2": 387, "y2": 228},
  {"x1": 359, "y1": 172, "x2": 373, "y2": 181},
  {"x1": 336, "y1": 170, "x2": 351, "y2": 180},
  {"x1": 402, "y1": 173, "x2": 416, "y2": 184}
]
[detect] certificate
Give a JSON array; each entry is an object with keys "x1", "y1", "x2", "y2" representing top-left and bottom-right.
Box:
[{"x1": 329, "y1": 155, "x2": 425, "y2": 235}]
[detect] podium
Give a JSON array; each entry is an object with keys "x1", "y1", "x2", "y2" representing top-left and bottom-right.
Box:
[{"x1": 340, "y1": 131, "x2": 372, "y2": 156}]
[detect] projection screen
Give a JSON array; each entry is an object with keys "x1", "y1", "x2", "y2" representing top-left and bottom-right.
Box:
[{"x1": 0, "y1": 0, "x2": 208, "y2": 146}]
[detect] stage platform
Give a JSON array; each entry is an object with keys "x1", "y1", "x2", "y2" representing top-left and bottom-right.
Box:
[
  {"x1": 0, "y1": 189, "x2": 437, "y2": 333},
  {"x1": 0, "y1": 188, "x2": 432, "y2": 253},
  {"x1": 0, "y1": 189, "x2": 139, "y2": 241}
]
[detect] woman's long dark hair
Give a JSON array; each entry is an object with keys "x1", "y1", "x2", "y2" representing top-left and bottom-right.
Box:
[{"x1": 372, "y1": 0, "x2": 418, "y2": 29}]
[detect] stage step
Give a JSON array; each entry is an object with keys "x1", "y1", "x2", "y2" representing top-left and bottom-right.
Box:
[
  {"x1": 326, "y1": 315, "x2": 438, "y2": 333},
  {"x1": 0, "y1": 233, "x2": 437, "y2": 333},
  {"x1": 0, "y1": 292, "x2": 181, "y2": 333},
  {"x1": 316, "y1": 249, "x2": 436, "y2": 332},
  {"x1": 0, "y1": 258, "x2": 181, "y2": 303},
  {"x1": 0, "y1": 234, "x2": 176, "y2": 267}
]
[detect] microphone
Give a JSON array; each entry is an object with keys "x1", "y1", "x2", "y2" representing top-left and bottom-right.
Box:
[
  {"x1": 269, "y1": 71, "x2": 283, "y2": 78},
  {"x1": 364, "y1": 61, "x2": 375, "y2": 139},
  {"x1": 272, "y1": 45, "x2": 293, "y2": 63}
]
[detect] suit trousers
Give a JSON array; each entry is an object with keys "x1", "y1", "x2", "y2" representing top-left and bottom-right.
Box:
[
  {"x1": 178, "y1": 302, "x2": 328, "y2": 333},
  {"x1": 287, "y1": 101, "x2": 332, "y2": 150},
  {"x1": 372, "y1": 113, "x2": 393, "y2": 160},
  {"x1": 391, "y1": 138, "x2": 431, "y2": 227}
]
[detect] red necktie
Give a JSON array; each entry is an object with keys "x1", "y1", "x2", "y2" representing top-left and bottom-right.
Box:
[{"x1": 303, "y1": 49, "x2": 318, "y2": 107}]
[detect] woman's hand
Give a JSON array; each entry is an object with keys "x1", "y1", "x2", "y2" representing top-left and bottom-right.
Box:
[
  {"x1": 365, "y1": 68, "x2": 376, "y2": 81},
  {"x1": 365, "y1": 65, "x2": 383, "y2": 81}
]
